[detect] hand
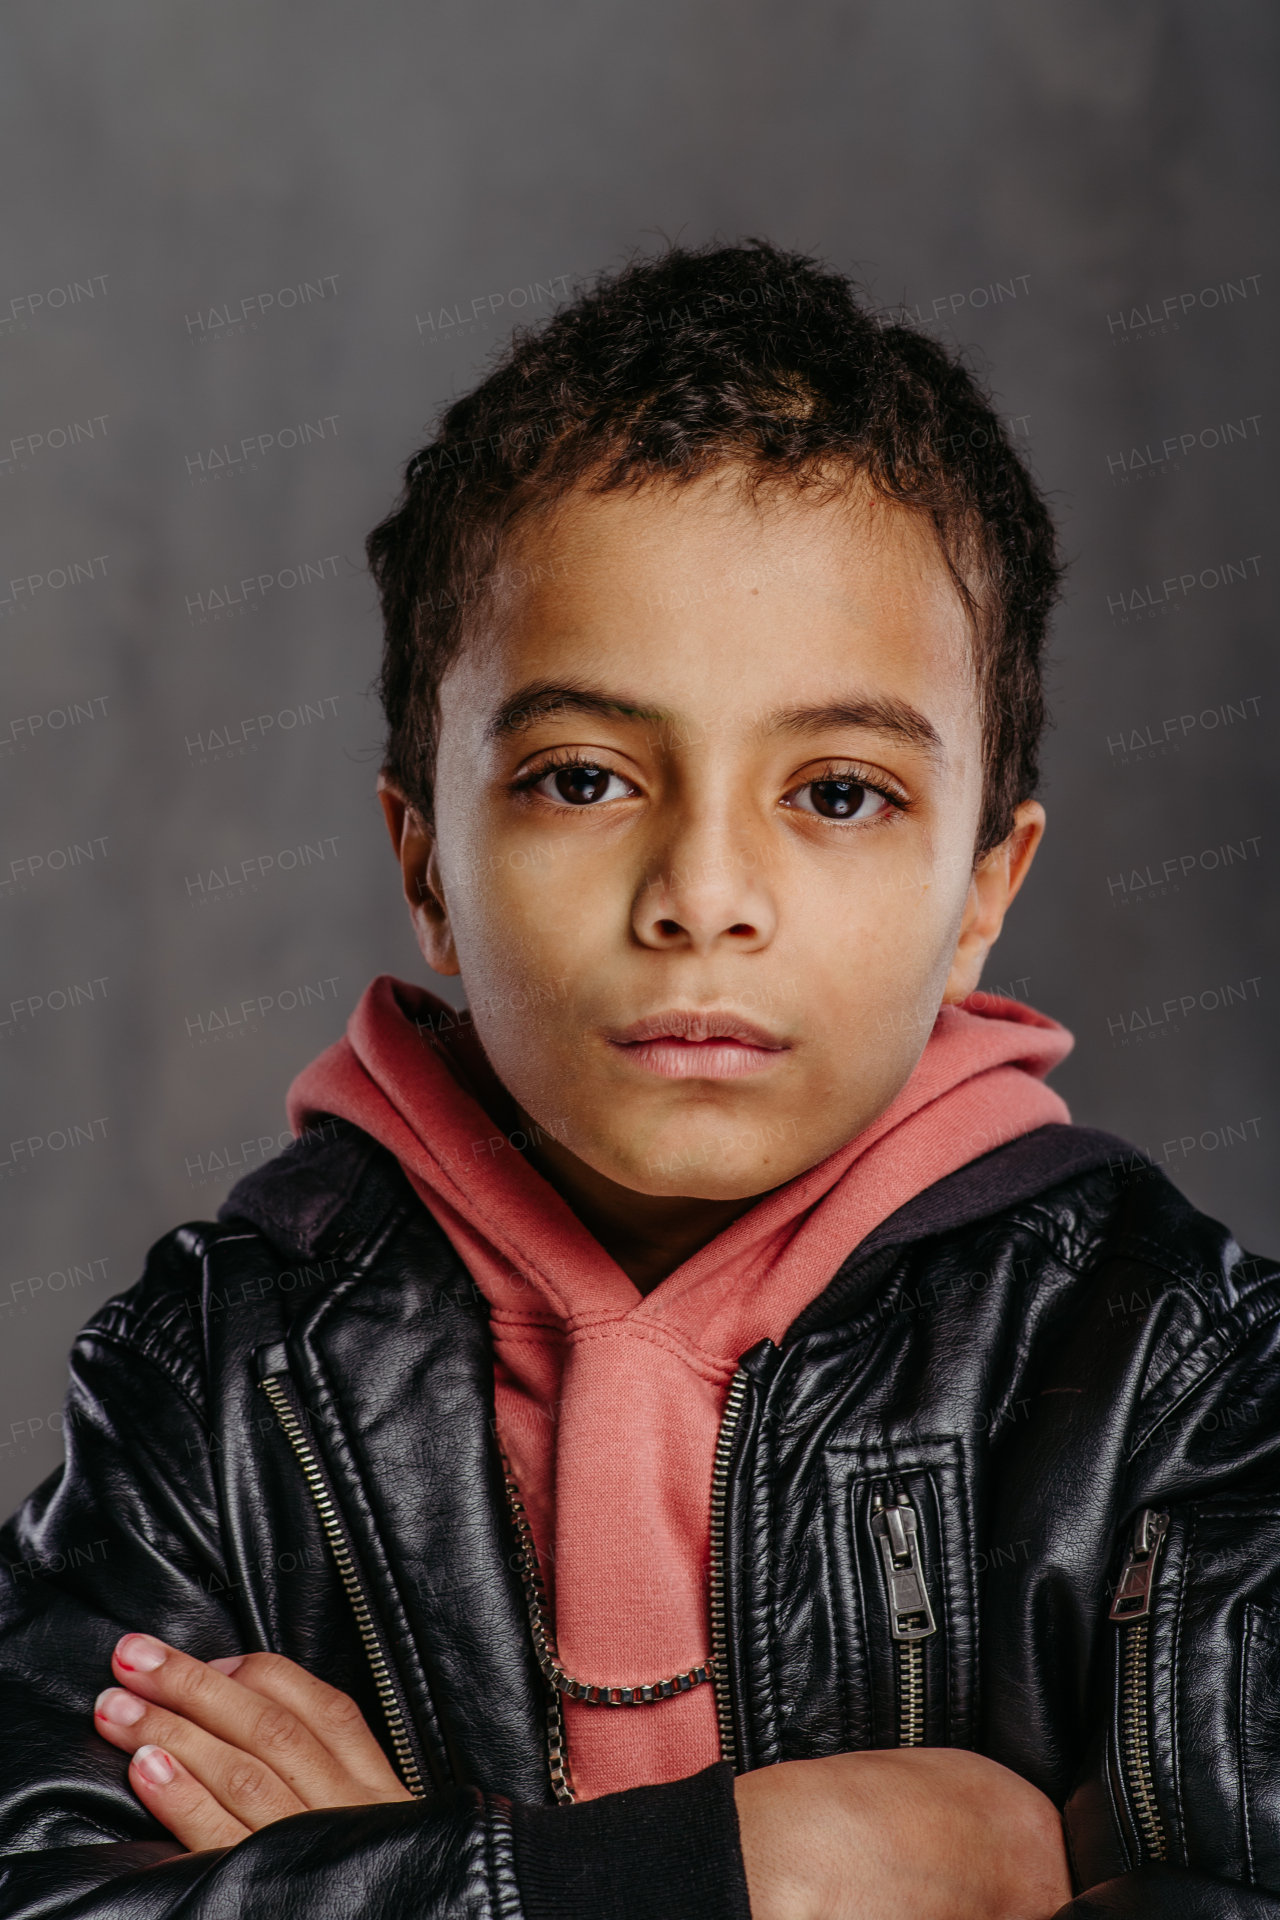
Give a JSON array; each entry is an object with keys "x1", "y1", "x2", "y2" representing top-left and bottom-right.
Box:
[
  {"x1": 735, "y1": 1746, "x2": 1072, "y2": 1920},
  {"x1": 93, "y1": 1634, "x2": 413, "y2": 1851}
]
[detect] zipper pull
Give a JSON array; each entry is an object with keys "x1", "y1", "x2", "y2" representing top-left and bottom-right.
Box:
[
  {"x1": 871, "y1": 1492, "x2": 937, "y2": 1641},
  {"x1": 1109, "y1": 1508, "x2": 1170, "y2": 1621}
]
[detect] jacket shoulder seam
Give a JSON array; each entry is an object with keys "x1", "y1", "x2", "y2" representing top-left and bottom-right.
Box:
[
  {"x1": 1004, "y1": 1207, "x2": 1265, "y2": 1326},
  {"x1": 1131, "y1": 1293, "x2": 1280, "y2": 1453},
  {"x1": 963, "y1": 1213, "x2": 1280, "y2": 1436},
  {"x1": 78, "y1": 1228, "x2": 259, "y2": 1413},
  {"x1": 77, "y1": 1320, "x2": 214, "y2": 1428},
  {"x1": 1114, "y1": 1226, "x2": 1278, "y2": 1298}
]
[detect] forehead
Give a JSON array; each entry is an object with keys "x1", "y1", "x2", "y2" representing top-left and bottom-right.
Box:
[{"x1": 447, "y1": 472, "x2": 978, "y2": 745}]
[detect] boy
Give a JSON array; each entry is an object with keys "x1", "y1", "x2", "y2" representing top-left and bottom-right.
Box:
[{"x1": 1, "y1": 242, "x2": 1277, "y2": 1920}]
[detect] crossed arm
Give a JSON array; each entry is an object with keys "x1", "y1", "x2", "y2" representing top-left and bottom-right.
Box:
[{"x1": 93, "y1": 1634, "x2": 1072, "y2": 1919}]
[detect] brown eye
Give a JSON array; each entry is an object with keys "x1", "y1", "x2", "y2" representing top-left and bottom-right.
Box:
[
  {"x1": 555, "y1": 766, "x2": 610, "y2": 804},
  {"x1": 532, "y1": 764, "x2": 633, "y2": 806},
  {"x1": 812, "y1": 780, "x2": 864, "y2": 818},
  {"x1": 789, "y1": 777, "x2": 886, "y2": 820}
]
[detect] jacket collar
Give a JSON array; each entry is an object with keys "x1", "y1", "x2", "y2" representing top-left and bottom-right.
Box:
[{"x1": 220, "y1": 1119, "x2": 1136, "y2": 1344}]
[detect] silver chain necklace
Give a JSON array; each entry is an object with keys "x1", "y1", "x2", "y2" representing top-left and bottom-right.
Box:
[{"x1": 500, "y1": 1453, "x2": 717, "y2": 1804}]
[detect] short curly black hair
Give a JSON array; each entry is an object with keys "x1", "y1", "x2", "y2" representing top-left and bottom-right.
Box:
[{"x1": 367, "y1": 240, "x2": 1062, "y2": 856}]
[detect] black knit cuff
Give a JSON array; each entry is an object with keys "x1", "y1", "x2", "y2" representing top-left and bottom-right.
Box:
[{"x1": 509, "y1": 1761, "x2": 751, "y2": 1920}]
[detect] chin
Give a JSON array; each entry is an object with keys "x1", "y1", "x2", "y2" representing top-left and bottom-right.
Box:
[
  {"x1": 626, "y1": 1168, "x2": 790, "y2": 1203},
  {"x1": 592, "y1": 1126, "x2": 810, "y2": 1201}
]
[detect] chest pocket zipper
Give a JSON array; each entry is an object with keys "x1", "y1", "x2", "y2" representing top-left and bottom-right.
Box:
[
  {"x1": 870, "y1": 1486, "x2": 938, "y2": 1747},
  {"x1": 1109, "y1": 1507, "x2": 1170, "y2": 1862}
]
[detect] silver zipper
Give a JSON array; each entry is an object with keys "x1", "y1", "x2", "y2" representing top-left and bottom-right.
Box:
[
  {"x1": 871, "y1": 1487, "x2": 937, "y2": 1748},
  {"x1": 1109, "y1": 1507, "x2": 1169, "y2": 1862},
  {"x1": 259, "y1": 1372, "x2": 427, "y2": 1798},
  {"x1": 709, "y1": 1368, "x2": 750, "y2": 1772}
]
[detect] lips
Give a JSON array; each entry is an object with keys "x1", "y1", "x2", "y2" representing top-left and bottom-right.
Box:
[{"x1": 607, "y1": 1010, "x2": 791, "y2": 1081}]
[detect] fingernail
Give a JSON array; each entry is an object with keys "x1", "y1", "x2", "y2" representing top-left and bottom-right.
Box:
[
  {"x1": 133, "y1": 1746, "x2": 174, "y2": 1786},
  {"x1": 208, "y1": 1655, "x2": 245, "y2": 1675},
  {"x1": 95, "y1": 1688, "x2": 146, "y2": 1726},
  {"x1": 116, "y1": 1634, "x2": 166, "y2": 1673}
]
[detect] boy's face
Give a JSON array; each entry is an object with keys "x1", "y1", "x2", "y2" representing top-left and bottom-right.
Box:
[{"x1": 388, "y1": 472, "x2": 1042, "y2": 1201}]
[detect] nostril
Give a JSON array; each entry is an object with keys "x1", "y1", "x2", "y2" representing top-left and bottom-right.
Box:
[
  {"x1": 656, "y1": 920, "x2": 682, "y2": 937},
  {"x1": 728, "y1": 924, "x2": 755, "y2": 937}
]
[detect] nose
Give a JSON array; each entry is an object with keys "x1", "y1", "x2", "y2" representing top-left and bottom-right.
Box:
[{"x1": 631, "y1": 820, "x2": 778, "y2": 956}]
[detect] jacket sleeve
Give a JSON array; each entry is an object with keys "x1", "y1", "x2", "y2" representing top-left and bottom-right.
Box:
[
  {"x1": 1056, "y1": 1867, "x2": 1280, "y2": 1917},
  {"x1": 1057, "y1": 1226, "x2": 1280, "y2": 1919},
  {"x1": 0, "y1": 1233, "x2": 751, "y2": 1920}
]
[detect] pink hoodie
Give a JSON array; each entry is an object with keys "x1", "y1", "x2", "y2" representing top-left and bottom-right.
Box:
[{"x1": 289, "y1": 976, "x2": 1071, "y2": 1799}]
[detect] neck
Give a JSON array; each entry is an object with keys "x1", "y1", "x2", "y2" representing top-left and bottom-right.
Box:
[
  {"x1": 517, "y1": 1112, "x2": 763, "y2": 1295},
  {"x1": 435, "y1": 1025, "x2": 764, "y2": 1292}
]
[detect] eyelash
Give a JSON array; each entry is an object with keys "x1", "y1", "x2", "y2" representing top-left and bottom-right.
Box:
[
  {"x1": 512, "y1": 754, "x2": 908, "y2": 819},
  {"x1": 782, "y1": 760, "x2": 909, "y2": 816},
  {"x1": 510, "y1": 753, "x2": 636, "y2": 796}
]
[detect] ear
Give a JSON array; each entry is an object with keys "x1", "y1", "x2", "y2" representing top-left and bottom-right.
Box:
[
  {"x1": 377, "y1": 774, "x2": 461, "y2": 977},
  {"x1": 941, "y1": 800, "x2": 1045, "y2": 1006}
]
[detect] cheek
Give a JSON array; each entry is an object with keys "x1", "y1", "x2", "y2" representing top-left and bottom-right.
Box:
[
  {"x1": 441, "y1": 832, "x2": 607, "y2": 1010},
  {"x1": 777, "y1": 871, "x2": 969, "y2": 1101},
  {"x1": 799, "y1": 841, "x2": 966, "y2": 987}
]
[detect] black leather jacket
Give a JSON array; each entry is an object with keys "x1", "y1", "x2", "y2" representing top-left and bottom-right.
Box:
[{"x1": 3, "y1": 1118, "x2": 1280, "y2": 1919}]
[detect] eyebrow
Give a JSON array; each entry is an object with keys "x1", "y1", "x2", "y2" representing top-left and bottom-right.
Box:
[
  {"x1": 485, "y1": 681, "x2": 944, "y2": 764},
  {"x1": 485, "y1": 681, "x2": 674, "y2": 740},
  {"x1": 767, "y1": 697, "x2": 944, "y2": 762}
]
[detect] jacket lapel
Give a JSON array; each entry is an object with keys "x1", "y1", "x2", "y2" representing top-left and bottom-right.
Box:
[{"x1": 285, "y1": 1205, "x2": 553, "y2": 1803}]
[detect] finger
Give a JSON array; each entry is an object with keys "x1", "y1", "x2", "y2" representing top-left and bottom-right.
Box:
[
  {"x1": 128, "y1": 1745, "x2": 252, "y2": 1853},
  {"x1": 111, "y1": 1635, "x2": 356, "y2": 1807},
  {"x1": 95, "y1": 1687, "x2": 307, "y2": 1831},
  {"x1": 211, "y1": 1651, "x2": 409, "y2": 1798}
]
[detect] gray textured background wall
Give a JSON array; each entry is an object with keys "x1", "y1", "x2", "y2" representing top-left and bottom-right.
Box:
[{"x1": 2, "y1": 0, "x2": 1276, "y2": 1516}]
